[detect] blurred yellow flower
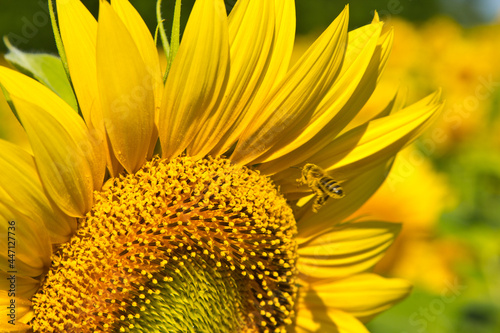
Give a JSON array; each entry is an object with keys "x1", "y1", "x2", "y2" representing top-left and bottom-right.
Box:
[
  {"x1": 364, "y1": 17, "x2": 500, "y2": 154},
  {"x1": 0, "y1": 0, "x2": 442, "y2": 332}
]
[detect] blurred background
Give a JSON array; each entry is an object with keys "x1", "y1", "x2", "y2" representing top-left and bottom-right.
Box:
[{"x1": 1, "y1": 0, "x2": 499, "y2": 332}]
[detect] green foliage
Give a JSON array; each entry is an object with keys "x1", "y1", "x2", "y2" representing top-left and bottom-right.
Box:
[
  {"x1": 0, "y1": 0, "x2": 443, "y2": 55},
  {"x1": 4, "y1": 38, "x2": 78, "y2": 111}
]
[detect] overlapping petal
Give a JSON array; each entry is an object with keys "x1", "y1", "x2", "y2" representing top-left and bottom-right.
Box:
[
  {"x1": 231, "y1": 7, "x2": 349, "y2": 165},
  {"x1": 258, "y1": 22, "x2": 384, "y2": 164},
  {"x1": 96, "y1": 0, "x2": 156, "y2": 173},
  {"x1": 0, "y1": 140, "x2": 76, "y2": 243},
  {"x1": 259, "y1": 26, "x2": 394, "y2": 175},
  {"x1": 0, "y1": 67, "x2": 104, "y2": 217},
  {"x1": 159, "y1": 0, "x2": 229, "y2": 159},
  {"x1": 317, "y1": 90, "x2": 442, "y2": 176},
  {"x1": 186, "y1": 0, "x2": 275, "y2": 157}
]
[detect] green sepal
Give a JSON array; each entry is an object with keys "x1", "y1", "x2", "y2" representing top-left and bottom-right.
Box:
[
  {"x1": 3, "y1": 38, "x2": 79, "y2": 112},
  {"x1": 168, "y1": 0, "x2": 182, "y2": 72},
  {"x1": 156, "y1": 0, "x2": 171, "y2": 82}
]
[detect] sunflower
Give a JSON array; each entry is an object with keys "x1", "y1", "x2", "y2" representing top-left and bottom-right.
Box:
[{"x1": 0, "y1": 0, "x2": 442, "y2": 332}]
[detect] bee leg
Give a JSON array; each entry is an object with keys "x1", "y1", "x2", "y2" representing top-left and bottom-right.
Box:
[{"x1": 312, "y1": 191, "x2": 328, "y2": 213}]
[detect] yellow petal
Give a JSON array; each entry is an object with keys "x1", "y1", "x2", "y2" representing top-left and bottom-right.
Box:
[
  {"x1": 0, "y1": 272, "x2": 40, "y2": 300},
  {"x1": 158, "y1": 0, "x2": 229, "y2": 159},
  {"x1": 261, "y1": 22, "x2": 383, "y2": 164},
  {"x1": 297, "y1": 221, "x2": 401, "y2": 280},
  {"x1": 57, "y1": 0, "x2": 101, "y2": 130},
  {"x1": 231, "y1": 7, "x2": 349, "y2": 165},
  {"x1": 342, "y1": 87, "x2": 407, "y2": 134},
  {"x1": 295, "y1": 159, "x2": 394, "y2": 239},
  {"x1": 0, "y1": 140, "x2": 76, "y2": 242},
  {"x1": 0, "y1": 292, "x2": 32, "y2": 332},
  {"x1": 317, "y1": 90, "x2": 443, "y2": 175},
  {"x1": 111, "y1": 0, "x2": 161, "y2": 83},
  {"x1": 111, "y1": 0, "x2": 163, "y2": 118},
  {"x1": 0, "y1": 67, "x2": 101, "y2": 217},
  {"x1": 96, "y1": 0, "x2": 156, "y2": 173},
  {"x1": 186, "y1": 0, "x2": 275, "y2": 157},
  {"x1": 294, "y1": 306, "x2": 369, "y2": 333},
  {"x1": 0, "y1": 203, "x2": 51, "y2": 277},
  {"x1": 211, "y1": 0, "x2": 297, "y2": 156},
  {"x1": 57, "y1": 0, "x2": 120, "y2": 180},
  {"x1": 111, "y1": 0, "x2": 162, "y2": 159},
  {"x1": 258, "y1": 25, "x2": 393, "y2": 175},
  {"x1": 304, "y1": 273, "x2": 412, "y2": 322}
]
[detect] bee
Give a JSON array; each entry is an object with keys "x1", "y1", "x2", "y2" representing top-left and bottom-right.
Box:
[{"x1": 296, "y1": 163, "x2": 345, "y2": 212}]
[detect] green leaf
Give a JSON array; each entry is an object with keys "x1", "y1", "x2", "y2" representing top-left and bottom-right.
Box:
[{"x1": 3, "y1": 37, "x2": 79, "y2": 112}]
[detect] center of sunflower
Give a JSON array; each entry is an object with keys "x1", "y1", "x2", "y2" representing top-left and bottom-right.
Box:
[{"x1": 31, "y1": 156, "x2": 298, "y2": 333}]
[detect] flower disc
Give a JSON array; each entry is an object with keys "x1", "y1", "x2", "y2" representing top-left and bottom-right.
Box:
[{"x1": 30, "y1": 156, "x2": 298, "y2": 332}]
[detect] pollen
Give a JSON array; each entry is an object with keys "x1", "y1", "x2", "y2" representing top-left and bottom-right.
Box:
[{"x1": 30, "y1": 156, "x2": 298, "y2": 332}]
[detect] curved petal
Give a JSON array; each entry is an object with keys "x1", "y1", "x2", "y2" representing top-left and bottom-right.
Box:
[
  {"x1": 0, "y1": 292, "x2": 32, "y2": 332},
  {"x1": 293, "y1": 306, "x2": 368, "y2": 333},
  {"x1": 0, "y1": 140, "x2": 76, "y2": 243},
  {"x1": 304, "y1": 273, "x2": 412, "y2": 322},
  {"x1": 96, "y1": 0, "x2": 156, "y2": 173},
  {"x1": 0, "y1": 67, "x2": 101, "y2": 217},
  {"x1": 186, "y1": 0, "x2": 275, "y2": 158},
  {"x1": 231, "y1": 7, "x2": 349, "y2": 165},
  {"x1": 158, "y1": 0, "x2": 229, "y2": 159},
  {"x1": 211, "y1": 0, "x2": 297, "y2": 157},
  {"x1": 297, "y1": 221, "x2": 401, "y2": 280},
  {"x1": 0, "y1": 203, "x2": 51, "y2": 277}
]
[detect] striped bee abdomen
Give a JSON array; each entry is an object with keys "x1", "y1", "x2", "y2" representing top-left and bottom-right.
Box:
[{"x1": 319, "y1": 177, "x2": 345, "y2": 198}]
